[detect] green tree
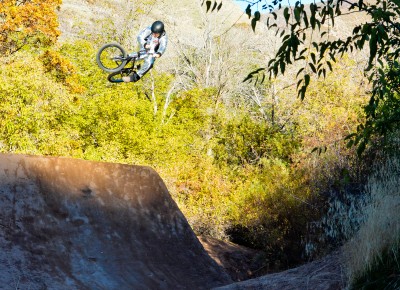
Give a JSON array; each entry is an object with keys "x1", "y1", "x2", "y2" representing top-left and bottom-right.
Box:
[
  {"x1": 0, "y1": 0, "x2": 61, "y2": 55},
  {"x1": 0, "y1": 53, "x2": 81, "y2": 155},
  {"x1": 207, "y1": 0, "x2": 400, "y2": 154}
]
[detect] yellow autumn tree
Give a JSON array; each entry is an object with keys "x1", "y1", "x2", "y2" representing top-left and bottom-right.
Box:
[{"x1": 0, "y1": 0, "x2": 61, "y2": 55}]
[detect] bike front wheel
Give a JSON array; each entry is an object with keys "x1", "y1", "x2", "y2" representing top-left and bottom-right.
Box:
[{"x1": 96, "y1": 43, "x2": 127, "y2": 73}]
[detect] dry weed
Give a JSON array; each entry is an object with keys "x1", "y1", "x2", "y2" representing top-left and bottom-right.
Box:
[{"x1": 343, "y1": 157, "x2": 400, "y2": 282}]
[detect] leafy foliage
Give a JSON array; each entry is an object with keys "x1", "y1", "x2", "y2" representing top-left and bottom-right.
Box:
[
  {"x1": 0, "y1": 0, "x2": 61, "y2": 55},
  {"x1": 0, "y1": 54, "x2": 80, "y2": 155},
  {"x1": 213, "y1": 114, "x2": 300, "y2": 166},
  {"x1": 40, "y1": 49, "x2": 85, "y2": 93},
  {"x1": 203, "y1": 0, "x2": 223, "y2": 13},
  {"x1": 222, "y1": 0, "x2": 400, "y2": 154}
]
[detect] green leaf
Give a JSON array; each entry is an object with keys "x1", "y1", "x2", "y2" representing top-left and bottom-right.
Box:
[
  {"x1": 345, "y1": 133, "x2": 357, "y2": 140},
  {"x1": 297, "y1": 78, "x2": 303, "y2": 89},
  {"x1": 298, "y1": 85, "x2": 306, "y2": 100},
  {"x1": 309, "y1": 62, "x2": 317, "y2": 73},
  {"x1": 294, "y1": 7, "x2": 301, "y2": 23},
  {"x1": 268, "y1": 58, "x2": 276, "y2": 66},
  {"x1": 303, "y1": 11, "x2": 309, "y2": 28},
  {"x1": 353, "y1": 26, "x2": 361, "y2": 34},
  {"x1": 251, "y1": 18, "x2": 258, "y2": 32},
  {"x1": 311, "y1": 52, "x2": 316, "y2": 64},
  {"x1": 346, "y1": 139, "x2": 354, "y2": 148},
  {"x1": 296, "y1": 67, "x2": 305, "y2": 77},
  {"x1": 304, "y1": 74, "x2": 310, "y2": 87},
  {"x1": 311, "y1": 146, "x2": 327, "y2": 155},
  {"x1": 243, "y1": 68, "x2": 265, "y2": 82},
  {"x1": 357, "y1": 141, "x2": 366, "y2": 156},
  {"x1": 261, "y1": 73, "x2": 266, "y2": 84},
  {"x1": 284, "y1": 7, "x2": 290, "y2": 24},
  {"x1": 206, "y1": 0, "x2": 211, "y2": 12},
  {"x1": 273, "y1": 62, "x2": 279, "y2": 76},
  {"x1": 310, "y1": 15, "x2": 316, "y2": 29},
  {"x1": 369, "y1": 28, "x2": 378, "y2": 66},
  {"x1": 327, "y1": 61, "x2": 333, "y2": 71},
  {"x1": 246, "y1": 4, "x2": 251, "y2": 19},
  {"x1": 211, "y1": 1, "x2": 218, "y2": 12},
  {"x1": 311, "y1": 147, "x2": 319, "y2": 153},
  {"x1": 329, "y1": 6, "x2": 334, "y2": 26},
  {"x1": 295, "y1": 56, "x2": 306, "y2": 61},
  {"x1": 280, "y1": 61, "x2": 286, "y2": 74}
]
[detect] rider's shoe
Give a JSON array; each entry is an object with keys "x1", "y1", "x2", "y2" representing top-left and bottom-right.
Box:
[
  {"x1": 122, "y1": 72, "x2": 140, "y2": 83},
  {"x1": 122, "y1": 75, "x2": 132, "y2": 82},
  {"x1": 132, "y1": 72, "x2": 141, "y2": 82}
]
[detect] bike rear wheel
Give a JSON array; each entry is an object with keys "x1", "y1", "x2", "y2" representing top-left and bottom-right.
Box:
[
  {"x1": 107, "y1": 69, "x2": 133, "y2": 83},
  {"x1": 96, "y1": 43, "x2": 127, "y2": 73}
]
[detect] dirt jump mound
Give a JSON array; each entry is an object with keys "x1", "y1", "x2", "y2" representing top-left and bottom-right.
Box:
[{"x1": 0, "y1": 154, "x2": 231, "y2": 289}]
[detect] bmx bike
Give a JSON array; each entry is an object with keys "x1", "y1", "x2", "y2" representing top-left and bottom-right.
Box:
[{"x1": 96, "y1": 43, "x2": 153, "y2": 83}]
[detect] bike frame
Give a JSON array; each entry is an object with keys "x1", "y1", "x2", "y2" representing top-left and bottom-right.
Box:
[
  {"x1": 115, "y1": 50, "x2": 152, "y2": 72},
  {"x1": 106, "y1": 50, "x2": 155, "y2": 83}
]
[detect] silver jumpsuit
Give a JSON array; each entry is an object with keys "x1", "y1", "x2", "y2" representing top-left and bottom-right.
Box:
[{"x1": 136, "y1": 26, "x2": 168, "y2": 78}]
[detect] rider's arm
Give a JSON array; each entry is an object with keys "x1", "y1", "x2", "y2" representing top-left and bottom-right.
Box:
[
  {"x1": 137, "y1": 27, "x2": 152, "y2": 50},
  {"x1": 156, "y1": 33, "x2": 168, "y2": 57}
]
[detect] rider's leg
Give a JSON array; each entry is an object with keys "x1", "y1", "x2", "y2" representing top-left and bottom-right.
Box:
[
  {"x1": 122, "y1": 56, "x2": 155, "y2": 83},
  {"x1": 136, "y1": 56, "x2": 155, "y2": 79}
]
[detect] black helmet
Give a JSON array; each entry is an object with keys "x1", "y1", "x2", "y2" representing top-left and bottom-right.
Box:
[{"x1": 151, "y1": 21, "x2": 164, "y2": 34}]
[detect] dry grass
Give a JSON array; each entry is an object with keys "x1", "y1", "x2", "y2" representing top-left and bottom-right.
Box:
[{"x1": 343, "y1": 157, "x2": 400, "y2": 283}]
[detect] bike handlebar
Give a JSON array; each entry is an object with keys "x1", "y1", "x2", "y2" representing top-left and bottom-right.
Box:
[{"x1": 128, "y1": 50, "x2": 156, "y2": 60}]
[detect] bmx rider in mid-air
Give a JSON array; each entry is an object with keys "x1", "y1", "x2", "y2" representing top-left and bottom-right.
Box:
[{"x1": 122, "y1": 20, "x2": 168, "y2": 83}]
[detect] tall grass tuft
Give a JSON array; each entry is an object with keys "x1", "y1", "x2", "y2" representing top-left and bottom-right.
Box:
[{"x1": 344, "y1": 157, "x2": 400, "y2": 289}]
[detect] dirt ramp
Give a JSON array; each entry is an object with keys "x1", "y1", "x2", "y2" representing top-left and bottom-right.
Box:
[{"x1": 0, "y1": 154, "x2": 231, "y2": 289}]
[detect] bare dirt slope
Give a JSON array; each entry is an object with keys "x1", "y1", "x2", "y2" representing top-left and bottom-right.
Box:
[
  {"x1": 214, "y1": 251, "x2": 346, "y2": 290},
  {"x1": 0, "y1": 153, "x2": 231, "y2": 289},
  {"x1": 198, "y1": 236, "x2": 267, "y2": 282}
]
